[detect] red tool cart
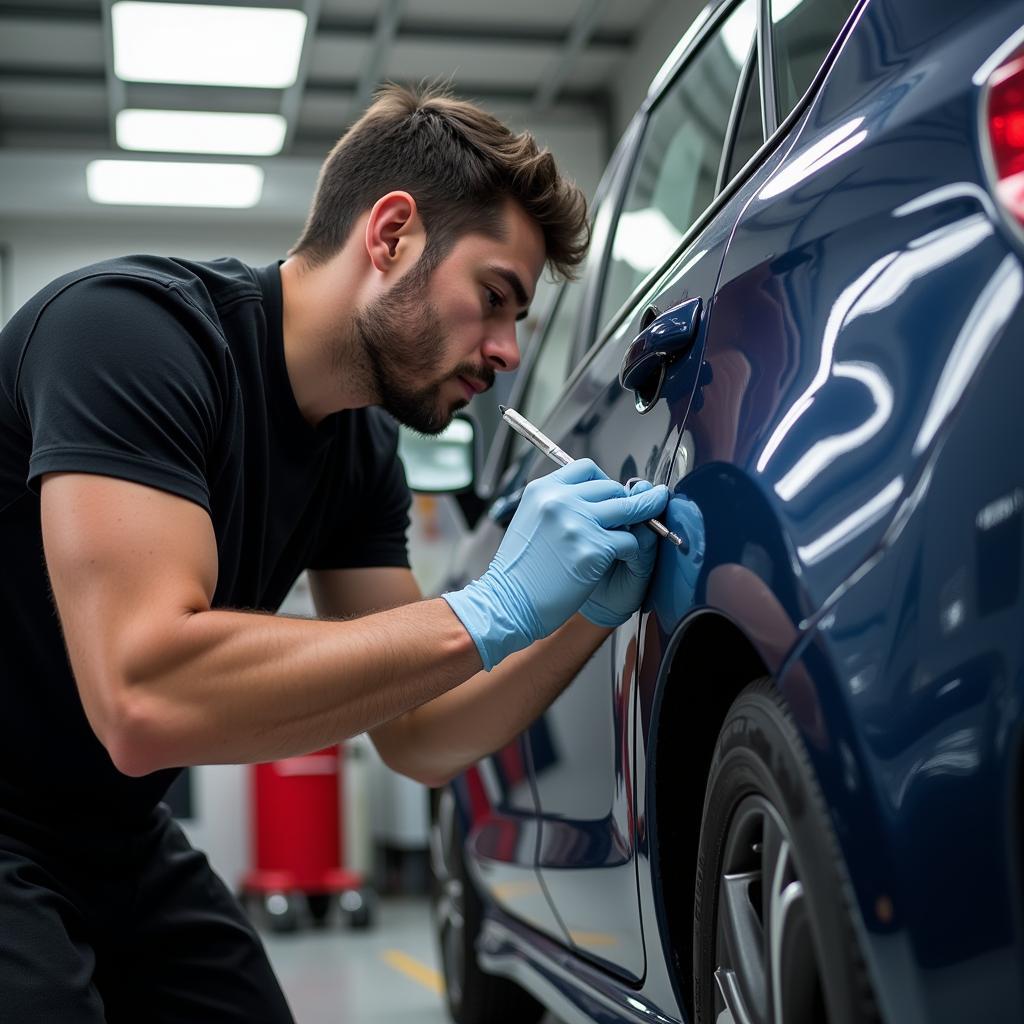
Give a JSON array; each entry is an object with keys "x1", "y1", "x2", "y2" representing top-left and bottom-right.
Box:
[{"x1": 241, "y1": 745, "x2": 373, "y2": 932}]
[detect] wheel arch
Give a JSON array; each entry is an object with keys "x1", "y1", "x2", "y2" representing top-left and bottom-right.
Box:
[{"x1": 645, "y1": 609, "x2": 770, "y2": 1018}]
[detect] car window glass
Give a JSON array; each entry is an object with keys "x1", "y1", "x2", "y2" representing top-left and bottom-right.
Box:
[
  {"x1": 723, "y1": 54, "x2": 763, "y2": 182},
  {"x1": 511, "y1": 281, "x2": 586, "y2": 456},
  {"x1": 597, "y1": 0, "x2": 756, "y2": 333},
  {"x1": 771, "y1": 0, "x2": 856, "y2": 120}
]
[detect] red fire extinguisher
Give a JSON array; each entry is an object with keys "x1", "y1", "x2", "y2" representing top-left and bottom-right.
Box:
[{"x1": 241, "y1": 745, "x2": 373, "y2": 931}]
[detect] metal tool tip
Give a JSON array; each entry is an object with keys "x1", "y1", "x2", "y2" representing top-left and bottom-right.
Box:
[{"x1": 498, "y1": 404, "x2": 508, "y2": 415}]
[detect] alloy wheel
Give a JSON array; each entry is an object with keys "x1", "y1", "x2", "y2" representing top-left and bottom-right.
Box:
[
  {"x1": 430, "y1": 786, "x2": 467, "y2": 1006},
  {"x1": 713, "y1": 795, "x2": 826, "y2": 1024}
]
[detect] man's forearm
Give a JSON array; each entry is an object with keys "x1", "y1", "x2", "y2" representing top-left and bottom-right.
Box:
[
  {"x1": 370, "y1": 613, "x2": 612, "y2": 786},
  {"x1": 111, "y1": 598, "x2": 482, "y2": 775}
]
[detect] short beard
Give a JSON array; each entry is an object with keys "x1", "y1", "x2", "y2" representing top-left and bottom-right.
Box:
[{"x1": 351, "y1": 255, "x2": 494, "y2": 435}]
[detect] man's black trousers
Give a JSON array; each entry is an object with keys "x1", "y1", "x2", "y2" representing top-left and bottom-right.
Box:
[{"x1": 0, "y1": 800, "x2": 295, "y2": 1022}]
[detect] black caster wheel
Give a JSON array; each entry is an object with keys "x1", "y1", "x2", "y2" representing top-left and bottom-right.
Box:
[
  {"x1": 338, "y1": 887, "x2": 374, "y2": 929},
  {"x1": 307, "y1": 892, "x2": 332, "y2": 928},
  {"x1": 262, "y1": 890, "x2": 301, "y2": 933}
]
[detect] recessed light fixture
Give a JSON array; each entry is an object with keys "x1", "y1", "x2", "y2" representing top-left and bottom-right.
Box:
[
  {"x1": 111, "y1": 2, "x2": 308, "y2": 88},
  {"x1": 86, "y1": 160, "x2": 264, "y2": 208},
  {"x1": 116, "y1": 109, "x2": 288, "y2": 156}
]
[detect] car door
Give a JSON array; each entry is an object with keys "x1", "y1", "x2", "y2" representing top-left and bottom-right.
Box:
[
  {"x1": 513, "y1": 0, "x2": 765, "y2": 983},
  {"x1": 446, "y1": 276, "x2": 598, "y2": 945},
  {"x1": 642, "y1": 2, "x2": 1024, "y2": 1018},
  {"x1": 442, "y1": 146, "x2": 647, "y2": 941}
]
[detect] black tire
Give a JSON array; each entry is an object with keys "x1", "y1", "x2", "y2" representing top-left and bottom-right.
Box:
[
  {"x1": 429, "y1": 786, "x2": 545, "y2": 1024},
  {"x1": 261, "y1": 891, "x2": 301, "y2": 934},
  {"x1": 339, "y1": 887, "x2": 375, "y2": 929},
  {"x1": 693, "y1": 680, "x2": 878, "y2": 1024},
  {"x1": 307, "y1": 892, "x2": 332, "y2": 927}
]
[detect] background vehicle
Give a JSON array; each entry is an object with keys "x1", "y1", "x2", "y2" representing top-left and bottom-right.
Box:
[{"x1": 411, "y1": 0, "x2": 1024, "y2": 1021}]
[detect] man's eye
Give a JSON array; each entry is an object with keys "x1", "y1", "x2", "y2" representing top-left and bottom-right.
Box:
[{"x1": 485, "y1": 287, "x2": 503, "y2": 310}]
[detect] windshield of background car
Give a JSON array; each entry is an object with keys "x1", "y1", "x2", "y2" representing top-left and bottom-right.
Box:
[
  {"x1": 596, "y1": 0, "x2": 757, "y2": 333},
  {"x1": 771, "y1": 0, "x2": 857, "y2": 120}
]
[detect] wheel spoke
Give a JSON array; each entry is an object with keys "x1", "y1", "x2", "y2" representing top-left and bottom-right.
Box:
[
  {"x1": 717, "y1": 869, "x2": 767, "y2": 1024},
  {"x1": 760, "y1": 815, "x2": 822, "y2": 1024},
  {"x1": 442, "y1": 917, "x2": 464, "y2": 1002},
  {"x1": 431, "y1": 787, "x2": 470, "y2": 1005},
  {"x1": 770, "y1": 874, "x2": 819, "y2": 1024},
  {"x1": 710, "y1": 796, "x2": 828, "y2": 1024},
  {"x1": 430, "y1": 789, "x2": 457, "y2": 882},
  {"x1": 759, "y1": 810, "x2": 787, "y2": 945},
  {"x1": 436, "y1": 878, "x2": 465, "y2": 930},
  {"x1": 714, "y1": 964, "x2": 758, "y2": 1024}
]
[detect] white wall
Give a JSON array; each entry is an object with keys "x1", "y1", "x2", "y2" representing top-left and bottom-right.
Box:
[
  {"x1": 611, "y1": 0, "x2": 709, "y2": 138},
  {"x1": 0, "y1": 217, "x2": 300, "y2": 318},
  {"x1": 522, "y1": 117, "x2": 607, "y2": 200}
]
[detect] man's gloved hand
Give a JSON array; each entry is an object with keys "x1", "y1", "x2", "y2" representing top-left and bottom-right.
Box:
[
  {"x1": 579, "y1": 480, "x2": 659, "y2": 629},
  {"x1": 443, "y1": 459, "x2": 669, "y2": 670}
]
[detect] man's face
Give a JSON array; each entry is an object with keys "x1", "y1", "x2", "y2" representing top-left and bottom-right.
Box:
[{"x1": 354, "y1": 200, "x2": 545, "y2": 435}]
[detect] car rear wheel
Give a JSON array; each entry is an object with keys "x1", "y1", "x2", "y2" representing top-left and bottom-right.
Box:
[
  {"x1": 429, "y1": 786, "x2": 545, "y2": 1024},
  {"x1": 693, "y1": 680, "x2": 878, "y2": 1024}
]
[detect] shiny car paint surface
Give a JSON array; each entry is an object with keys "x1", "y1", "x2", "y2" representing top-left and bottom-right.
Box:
[{"x1": 440, "y1": 0, "x2": 1024, "y2": 1021}]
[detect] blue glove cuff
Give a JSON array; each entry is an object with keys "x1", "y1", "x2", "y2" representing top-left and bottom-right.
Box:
[
  {"x1": 579, "y1": 600, "x2": 628, "y2": 630},
  {"x1": 443, "y1": 569, "x2": 541, "y2": 671}
]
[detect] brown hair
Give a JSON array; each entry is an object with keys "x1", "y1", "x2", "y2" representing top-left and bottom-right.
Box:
[{"x1": 290, "y1": 83, "x2": 589, "y2": 279}]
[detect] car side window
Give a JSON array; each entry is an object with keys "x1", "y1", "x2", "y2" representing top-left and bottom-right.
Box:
[
  {"x1": 511, "y1": 281, "x2": 586, "y2": 456},
  {"x1": 597, "y1": 0, "x2": 757, "y2": 333},
  {"x1": 771, "y1": 0, "x2": 856, "y2": 121},
  {"x1": 723, "y1": 55, "x2": 763, "y2": 182}
]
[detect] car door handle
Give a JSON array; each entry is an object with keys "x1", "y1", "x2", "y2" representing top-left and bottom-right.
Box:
[{"x1": 619, "y1": 297, "x2": 702, "y2": 412}]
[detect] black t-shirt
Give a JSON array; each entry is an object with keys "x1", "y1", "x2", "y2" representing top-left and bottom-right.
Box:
[{"x1": 0, "y1": 255, "x2": 411, "y2": 825}]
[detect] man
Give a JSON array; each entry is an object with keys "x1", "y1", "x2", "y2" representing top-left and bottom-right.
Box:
[{"x1": 0, "y1": 85, "x2": 668, "y2": 1020}]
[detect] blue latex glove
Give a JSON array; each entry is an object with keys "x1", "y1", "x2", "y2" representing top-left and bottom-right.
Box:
[
  {"x1": 579, "y1": 480, "x2": 660, "y2": 628},
  {"x1": 444, "y1": 459, "x2": 669, "y2": 670},
  {"x1": 650, "y1": 494, "x2": 706, "y2": 628}
]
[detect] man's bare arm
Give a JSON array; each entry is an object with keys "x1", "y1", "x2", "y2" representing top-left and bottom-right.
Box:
[
  {"x1": 40, "y1": 473, "x2": 482, "y2": 776},
  {"x1": 310, "y1": 566, "x2": 611, "y2": 787}
]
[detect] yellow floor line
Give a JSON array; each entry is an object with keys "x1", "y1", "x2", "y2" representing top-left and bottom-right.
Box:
[{"x1": 380, "y1": 949, "x2": 444, "y2": 995}]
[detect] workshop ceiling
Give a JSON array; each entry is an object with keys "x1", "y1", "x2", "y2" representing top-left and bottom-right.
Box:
[{"x1": 0, "y1": 0, "x2": 662, "y2": 157}]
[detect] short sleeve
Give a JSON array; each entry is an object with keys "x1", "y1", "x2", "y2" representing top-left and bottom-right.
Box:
[
  {"x1": 309, "y1": 411, "x2": 412, "y2": 571},
  {"x1": 17, "y1": 274, "x2": 223, "y2": 511}
]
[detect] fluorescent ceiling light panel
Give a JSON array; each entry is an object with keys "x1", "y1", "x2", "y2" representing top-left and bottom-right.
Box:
[
  {"x1": 86, "y1": 160, "x2": 264, "y2": 208},
  {"x1": 112, "y1": 2, "x2": 307, "y2": 88},
  {"x1": 116, "y1": 109, "x2": 287, "y2": 155},
  {"x1": 612, "y1": 208, "x2": 683, "y2": 274},
  {"x1": 772, "y1": 0, "x2": 807, "y2": 22}
]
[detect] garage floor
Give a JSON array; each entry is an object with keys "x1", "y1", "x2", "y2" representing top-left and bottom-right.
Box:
[{"x1": 261, "y1": 896, "x2": 559, "y2": 1024}]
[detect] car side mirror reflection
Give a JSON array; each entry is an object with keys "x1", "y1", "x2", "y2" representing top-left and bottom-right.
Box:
[{"x1": 398, "y1": 416, "x2": 476, "y2": 494}]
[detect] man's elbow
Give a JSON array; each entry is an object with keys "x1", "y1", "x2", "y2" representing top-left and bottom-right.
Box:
[
  {"x1": 99, "y1": 686, "x2": 176, "y2": 778},
  {"x1": 372, "y1": 733, "x2": 457, "y2": 789},
  {"x1": 379, "y1": 751, "x2": 452, "y2": 789},
  {"x1": 414, "y1": 767, "x2": 459, "y2": 789},
  {"x1": 107, "y1": 736, "x2": 158, "y2": 778}
]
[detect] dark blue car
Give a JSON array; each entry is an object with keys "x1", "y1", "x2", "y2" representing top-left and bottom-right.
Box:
[{"x1": 417, "y1": 0, "x2": 1024, "y2": 1020}]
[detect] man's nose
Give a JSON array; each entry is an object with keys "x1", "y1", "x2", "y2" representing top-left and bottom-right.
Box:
[{"x1": 482, "y1": 322, "x2": 521, "y2": 373}]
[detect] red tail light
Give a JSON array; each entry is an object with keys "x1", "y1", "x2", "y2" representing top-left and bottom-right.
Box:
[{"x1": 986, "y1": 47, "x2": 1024, "y2": 227}]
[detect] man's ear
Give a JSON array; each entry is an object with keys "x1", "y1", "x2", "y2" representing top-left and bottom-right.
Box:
[{"x1": 365, "y1": 191, "x2": 423, "y2": 273}]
